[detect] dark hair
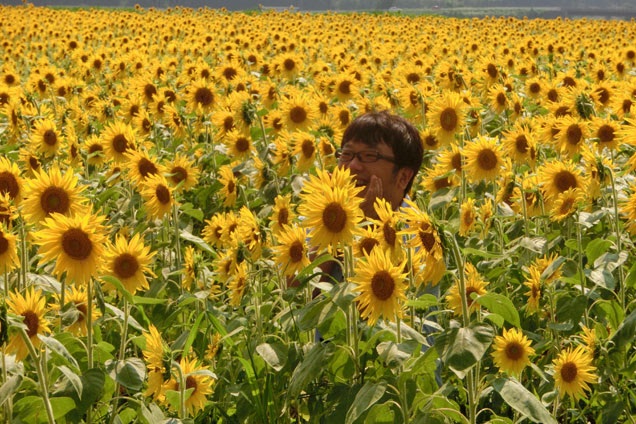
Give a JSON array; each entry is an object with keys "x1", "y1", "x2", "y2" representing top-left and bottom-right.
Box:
[{"x1": 341, "y1": 111, "x2": 423, "y2": 196}]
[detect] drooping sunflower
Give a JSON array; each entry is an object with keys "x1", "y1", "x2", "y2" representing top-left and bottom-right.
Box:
[
  {"x1": 166, "y1": 155, "x2": 199, "y2": 194},
  {"x1": 553, "y1": 345, "x2": 597, "y2": 400},
  {"x1": 352, "y1": 225, "x2": 381, "y2": 260},
  {"x1": 0, "y1": 157, "x2": 24, "y2": 205},
  {"x1": 101, "y1": 233, "x2": 156, "y2": 294},
  {"x1": 371, "y1": 197, "x2": 403, "y2": 264},
  {"x1": 22, "y1": 165, "x2": 87, "y2": 226},
  {"x1": 140, "y1": 174, "x2": 175, "y2": 220},
  {"x1": 502, "y1": 124, "x2": 537, "y2": 168},
  {"x1": 270, "y1": 194, "x2": 296, "y2": 236},
  {"x1": 292, "y1": 131, "x2": 317, "y2": 172},
  {"x1": 228, "y1": 262, "x2": 249, "y2": 307},
  {"x1": 426, "y1": 91, "x2": 467, "y2": 146},
  {"x1": 163, "y1": 356, "x2": 215, "y2": 416},
  {"x1": 125, "y1": 150, "x2": 163, "y2": 188},
  {"x1": 30, "y1": 118, "x2": 62, "y2": 157},
  {"x1": 218, "y1": 165, "x2": 238, "y2": 208},
  {"x1": 459, "y1": 197, "x2": 477, "y2": 236},
  {"x1": 83, "y1": 135, "x2": 106, "y2": 167},
  {"x1": 549, "y1": 188, "x2": 585, "y2": 222},
  {"x1": 272, "y1": 224, "x2": 311, "y2": 277},
  {"x1": 523, "y1": 266, "x2": 542, "y2": 315},
  {"x1": 101, "y1": 120, "x2": 138, "y2": 163},
  {"x1": 6, "y1": 288, "x2": 51, "y2": 361},
  {"x1": 182, "y1": 245, "x2": 200, "y2": 290},
  {"x1": 436, "y1": 145, "x2": 464, "y2": 177},
  {"x1": 420, "y1": 166, "x2": 460, "y2": 194},
  {"x1": 236, "y1": 206, "x2": 263, "y2": 261},
  {"x1": 491, "y1": 327, "x2": 535, "y2": 376},
  {"x1": 142, "y1": 324, "x2": 170, "y2": 401},
  {"x1": 298, "y1": 167, "x2": 363, "y2": 252},
  {"x1": 537, "y1": 160, "x2": 586, "y2": 203},
  {"x1": 445, "y1": 262, "x2": 488, "y2": 317},
  {"x1": 621, "y1": 185, "x2": 636, "y2": 235},
  {"x1": 34, "y1": 212, "x2": 108, "y2": 285},
  {"x1": 0, "y1": 224, "x2": 19, "y2": 274},
  {"x1": 202, "y1": 212, "x2": 227, "y2": 249},
  {"x1": 57, "y1": 285, "x2": 101, "y2": 337},
  {"x1": 463, "y1": 136, "x2": 504, "y2": 183}
]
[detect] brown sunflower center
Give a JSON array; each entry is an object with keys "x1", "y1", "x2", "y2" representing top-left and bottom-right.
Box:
[
  {"x1": 466, "y1": 286, "x2": 480, "y2": 306},
  {"x1": 112, "y1": 134, "x2": 129, "y2": 153},
  {"x1": 114, "y1": 253, "x2": 140, "y2": 279},
  {"x1": 195, "y1": 87, "x2": 214, "y2": 106},
  {"x1": 451, "y1": 153, "x2": 463, "y2": 172},
  {"x1": 338, "y1": 80, "x2": 352, "y2": 95},
  {"x1": 554, "y1": 171, "x2": 577, "y2": 192},
  {"x1": 0, "y1": 171, "x2": 19, "y2": 199},
  {"x1": 360, "y1": 237, "x2": 379, "y2": 256},
  {"x1": 406, "y1": 72, "x2": 420, "y2": 84},
  {"x1": 283, "y1": 58, "x2": 296, "y2": 71},
  {"x1": 440, "y1": 108, "x2": 458, "y2": 132},
  {"x1": 301, "y1": 140, "x2": 315, "y2": 158},
  {"x1": 505, "y1": 341, "x2": 524, "y2": 361},
  {"x1": 371, "y1": 270, "x2": 395, "y2": 301},
  {"x1": 43, "y1": 130, "x2": 58, "y2": 146},
  {"x1": 144, "y1": 83, "x2": 157, "y2": 101},
  {"x1": 155, "y1": 185, "x2": 171, "y2": 205},
  {"x1": 0, "y1": 233, "x2": 8, "y2": 254},
  {"x1": 170, "y1": 166, "x2": 187, "y2": 185},
  {"x1": 226, "y1": 180, "x2": 235, "y2": 195},
  {"x1": 566, "y1": 125, "x2": 582, "y2": 145},
  {"x1": 235, "y1": 137, "x2": 250, "y2": 153},
  {"x1": 486, "y1": 63, "x2": 498, "y2": 79},
  {"x1": 277, "y1": 208, "x2": 289, "y2": 227},
  {"x1": 515, "y1": 135, "x2": 529, "y2": 154},
  {"x1": 477, "y1": 149, "x2": 498, "y2": 171},
  {"x1": 185, "y1": 375, "x2": 197, "y2": 391},
  {"x1": 23, "y1": 310, "x2": 39, "y2": 337},
  {"x1": 289, "y1": 240, "x2": 304, "y2": 263},
  {"x1": 289, "y1": 106, "x2": 307, "y2": 124},
  {"x1": 434, "y1": 176, "x2": 452, "y2": 190},
  {"x1": 496, "y1": 93, "x2": 507, "y2": 107},
  {"x1": 223, "y1": 67, "x2": 237, "y2": 80},
  {"x1": 560, "y1": 362, "x2": 578, "y2": 383},
  {"x1": 62, "y1": 228, "x2": 93, "y2": 260},
  {"x1": 138, "y1": 158, "x2": 158, "y2": 178},
  {"x1": 322, "y1": 202, "x2": 347, "y2": 233},
  {"x1": 382, "y1": 222, "x2": 396, "y2": 247},
  {"x1": 597, "y1": 125, "x2": 615, "y2": 143},
  {"x1": 41, "y1": 186, "x2": 70, "y2": 215},
  {"x1": 75, "y1": 301, "x2": 87, "y2": 321},
  {"x1": 529, "y1": 82, "x2": 541, "y2": 94},
  {"x1": 418, "y1": 226, "x2": 436, "y2": 252},
  {"x1": 223, "y1": 117, "x2": 235, "y2": 132}
]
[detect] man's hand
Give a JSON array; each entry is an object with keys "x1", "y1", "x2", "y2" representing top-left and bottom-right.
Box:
[{"x1": 360, "y1": 175, "x2": 382, "y2": 219}]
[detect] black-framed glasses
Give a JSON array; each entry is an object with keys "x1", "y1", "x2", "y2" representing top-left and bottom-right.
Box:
[{"x1": 336, "y1": 149, "x2": 395, "y2": 164}]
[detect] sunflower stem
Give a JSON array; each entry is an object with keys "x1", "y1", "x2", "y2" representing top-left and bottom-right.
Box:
[
  {"x1": 18, "y1": 328, "x2": 55, "y2": 424},
  {"x1": 607, "y1": 163, "x2": 625, "y2": 309},
  {"x1": 87, "y1": 279, "x2": 94, "y2": 369},
  {"x1": 1, "y1": 347, "x2": 12, "y2": 422},
  {"x1": 575, "y1": 215, "x2": 589, "y2": 326},
  {"x1": 173, "y1": 360, "x2": 187, "y2": 419}
]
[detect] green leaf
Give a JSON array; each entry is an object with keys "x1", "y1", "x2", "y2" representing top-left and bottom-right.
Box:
[
  {"x1": 100, "y1": 275, "x2": 134, "y2": 304},
  {"x1": 106, "y1": 358, "x2": 146, "y2": 391},
  {"x1": 624, "y1": 261, "x2": 636, "y2": 289},
  {"x1": 180, "y1": 230, "x2": 214, "y2": 254},
  {"x1": 182, "y1": 312, "x2": 205, "y2": 356},
  {"x1": 140, "y1": 402, "x2": 166, "y2": 424},
  {"x1": 256, "y1": 342, "x2": 288, "y2": 372},
  {"x1": 610, "y1": 307, "x2": 636, "y2": 351},
  {"x1": 475, "y1": 293, "x2": 520, "y2": 327},
  {"x1": 594, "y1": 300, "x2": 624, "y2": 332},
  {"x1": 366, "y1": 402, "x2": 395, "y2": 423},
  {"x1": 50, "y1": 397, "x2": 76, "y2": 420},
  {"x1": 288, "y1": 343, "x2": 330, "y2": 399},
  {"x1": 436, "y1": 323, "x2": 494, "y2": 378},
  {"x1": 57, "y1": 365, "x2": 83, "y2": 399},
  {"x1": 40, "y1": 335, "x2": 79, "y2": 369},
  {"x1": 0, "y1": 374, "x2": 22, "y2": 407},
  {"x1": 180, "y1": 202, "x2": 204, "y2": 221},
  {"x1": 377, "y1": 341, "x2": 418, "y2": 368},
  {"x1": 405, "y1": 293, "x2": 438, "y2": 310},
  {"x1": 345, "y1": 380, "x2": 387, "y2": 424},
  {"x1": 492, "y1": 377, "x2": 557, "y2": 424},
  {"x1": 585, "y1": 238, "x2": 612, "y2": 265}
]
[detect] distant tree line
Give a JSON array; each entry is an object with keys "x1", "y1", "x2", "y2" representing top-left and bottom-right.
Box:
[{"x1": 2, "y1": 0, "x2": 634, "y2": 11}]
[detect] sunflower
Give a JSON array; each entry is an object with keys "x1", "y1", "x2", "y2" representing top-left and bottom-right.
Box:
[
  {"x1": 228, "y1": 262, "x2": 249, "y2": 307},
  {"x1": 352, "y1": 225, "x2": 381, "y2": 260},
  {"x1": 140, "y1": 174, "x2": 174, "y2": 220},
  {"x1": 279, "y1": 92, "x2": 317, "y2": 132},
  {"x1": 82, "y1": 135, "x2": 106, "y2": 167},
  {"x1": 459, "y1": 197, "x2": 477, "y2": 236},
  {"x1": 186, "y1": 78, "x2": 215, "y2": 115},
  {"x1": 22, "y1": 165, "x2": 87, "y2": 226},
  {"x1": 132, "y1": 108, "x2": 154, "y2": 137},
  {"x1": 371, "y1": 197, "x2": 403, "y2": 264},
  {"x1": 590, "y1": 117, "x2": 620, "y2": 152},
  {"x1": 272, "y1": 224, "x2": 311, "y2": 276},
  {"x1": 57, "y1": 285, "x2": 100, "y2": 337},
  {"x1": 621, "y1": 186, "x2": 636, "y2": 235},
  {"x1": 292, "y1": 131, "x2": 317, "y2": 172},
  {"x1": 553, "y1": 345, "x2": 597, "y2": 400},
  {"x1": 224, "y1": 129, "x2": 254, "y2": 161},
  {"x1": 491, "y1": 327, "x2": 535, "y2": 375},
  {"x1": 463, "y1": 136, "x2": 504, "y2": 183},
  {"x1": 125, "y1": 150, "x2": 163, "y2": 187},
  {"x1": 34, "y1": 212, "x2": 108, "y2": 285},
  {"x1": 166, "y1": 154, "x2": 200, "y2": 192},
  {"x1": 218, "y1": 165, "x2": 238, "y2": 208},
  {"x1": 101, "y1": 120, "x2": 138, "y2": 163},
  {"x1": 426, "y1": 91, "x2": 466, "y2": 146},
  {"x1": 555, "y1": 116, "x2": 589, "y2": 157},
  {"x1": 212, "y1": 107, "x2": 237, "y2": 139},
  {"x1": 538, "y1": 160, "x2": 586, "y2": 203},
  {"x1": 533, "y1": 253, "x2": 563, "y2": 285},
  {"x1": 237, "y1": 206, "x2": 263, "y2": 261},
  {"x1": 332, "y1": 72, "x2": 359, "y2": 102},
  {"x1": 0, "y1": 224, "x2": 19, "y2": 273},
  {"x1": 202, "y1": 212, "x2": 227, "y2": 249},
  {"x1": 270, "y1": 194, "x2": 296, "y2": 236},
  {"x1": 142, "y1": 324, "x2": 170, "y2": 400},
  {"x1": 0, "y1": 157, "x2": 24, "y2": 205},
  {"x1": 445, "y1": 262, "x2": 488, "y2": 317},
  {"x1": 101, "y1": 233, "x2": 155, "y2": 294},
  {"x1": 523, "y1": 266, "x2": 542, "y2": 315},
  {"x1": 502, "y1": 124, "x2": 537, "y2": 168},
  {"x1": 276, "y1": 52, "x2": 305, "y2": 80},
  {"x1": 420, "y1": 166, "x2": 460, "y2": 194},
  {"x1": 6, "y1": 288, "x2": 51, "y2": 361},
  {"x1": 436, "y1": 145, "x2": 464, "y2": 177},
  {"x1": 163, "y1": 356, "x2": 215, "y2": 416},
  {"x1": 298, "y1": 167, "x2": 363, "y2": 252},
  {"x1": 352, "y1": 248, "x2": 407, "y2": 327},
  {"x1": 549, "y1": 188, "x2": 584, "y2": 222}
]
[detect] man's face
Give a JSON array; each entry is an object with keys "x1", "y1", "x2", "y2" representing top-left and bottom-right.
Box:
[{"x1": 338, "y1": 139, "x2": 413, "y2": 212}]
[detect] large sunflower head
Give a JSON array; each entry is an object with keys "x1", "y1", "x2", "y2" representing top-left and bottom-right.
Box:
[
  {"x1": 34, "y1": 212, "x2": 108, "y2": 285},
  {"x1": 140, "y1": 174, "x2": 175, "y2": 220},
  {"x1": 272, "y1": 224, "x2": 310, "y2": 277},
  {"x1": 445, "y1": 262, "x2": 488, "y2": 316},
  {"x1": 463, "y1": 136, "x2": 504, "y2": 183},
  {"x1": 6, "y1": 288, "x2": 51, "y2": 361},
  {"x1": 166, "y1": 154, "x2": 200, "y2": 192},
  {"x1": 0, "y1": 157, "x2": 24, "y2": 205},
  {"x1": 426, "y1": 91, "x2": 467, "y2": 145},
  {"x1": 352, "y1": 248, "x2": 408, "y2": 326},
  {"x1": 101, "y1": 120, "x2": 138, "y2": 163},
  {"x1": 491, "y1": 327, "x2": 535, "y2": 375},
  {"x1": 22, "y1": 164, "x2": 87, "y2": 226},
  {"x1": 538, "y1": 160, "x2": 586, "y2": 202},
  {"x1": 553, "y1": 345, "x2": 597, "y2": 400},
  {"x1": 101, "y1": 233, "x2": 156, "y2": 294},
  {"x1": 125, "y1": 149, "x2": 163, "y2": 188}
]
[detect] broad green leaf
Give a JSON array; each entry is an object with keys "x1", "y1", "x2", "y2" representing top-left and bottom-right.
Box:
[
  {"x1": 50, "y1": 397, "x2": 76, "y2": 420},
  {"x1": 555, "y1": 295, "x2": 587, "y2": 329},
  {"x1": 57, "y1": 365, "x2": 83, "y2": 399},
  {"x1": 0, "y1": 374, "x2": 22, "y2": 406},
  {"x1": 436, "y1": 323, "x2": 494, "y2": 378},
  {"x1": 140, "y1": 402, "x2": 166, "y2": 424},
  {"x1": 180, "y1": 230, "x2": 214, "y2": 254},
  {"x1": 132, "y1": 296, "x2": 167, "y2": 305},
  {"x1": 492, "y1": 377, "x2": 557, "y2": 424},
  {"x1": 475, "y1": 293, "x2": 520, "y2": 327},
  {"x1": 345, "y1": 380, "x2": 387, "y2": 424},
  {"x1": 182, "y1": 312, "x2": 205, "y2": 356},
  {"x1": 296, "y1": 296, "x2": 333, "y2": 331},
  {"x1": 594, "y1": 300, "x2": 624, "y2": 332},
  {"x1": 40, "y1": 335, "x2": 79, "y2": 369},
  {"x1": 366, "y1": 402, "x2": 395, "y2": 423},
  {"x1": 256, "y1": 342, "x2": 288, "y2": 371},
  {"x1": 100, "y1": 275, "x2": 134, "y2": 304},
  {"x1": 624, "y1": 260, "x2": 636, "y2": 289},
  {"x1": 106, "y1": 358, "x2": 146, "y2": 391},
  {"x1": 610, "y1": 307, "x2": 636, "y2": 351},
  {"x1": 405, "y1": 293, "x2": 438, "y2": 310},
  {"x1": 180, "y1": 202, "x2": 204, "y2": 221},
  {"x1": 288, "y1": 343, "x2": 329, "y2": 399},
  {"x1": 586, "y1": 239, "x2": 612, "y2": 265},
  {"x1": 377, "y1": 341, "x2": 418, "y2": 368}
]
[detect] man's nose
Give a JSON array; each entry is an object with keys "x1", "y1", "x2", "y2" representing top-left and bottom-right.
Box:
[{"x1": 346, "y1": 156, "x2": 365, "y2": 170}]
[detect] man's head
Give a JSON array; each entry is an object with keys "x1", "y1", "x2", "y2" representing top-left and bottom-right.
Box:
[{"x1": 338, "y1": 111, "x2": 423, "y2": 213}]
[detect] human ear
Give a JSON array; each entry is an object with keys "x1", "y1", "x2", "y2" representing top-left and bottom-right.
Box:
[{"x1": 397, "y1": 168, "x2": 414, "y2": 191}]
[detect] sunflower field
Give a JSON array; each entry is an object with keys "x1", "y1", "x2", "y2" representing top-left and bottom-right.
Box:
[{"x1": 0, "y1": 3, "x2": 636, "y2": 423}]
